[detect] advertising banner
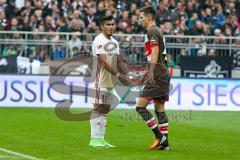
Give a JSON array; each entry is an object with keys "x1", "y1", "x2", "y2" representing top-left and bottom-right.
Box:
[
  {"x1": 180, "y1": 56, "x2": 232, "y2": 78},
  {"x1": 0, "y1": 75, "x2": 239, "y2": 111}
]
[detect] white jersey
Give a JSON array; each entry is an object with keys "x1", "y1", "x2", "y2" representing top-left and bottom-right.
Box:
[{"x1": 92, "y1": 33, "x2": 120, "y2": 88}]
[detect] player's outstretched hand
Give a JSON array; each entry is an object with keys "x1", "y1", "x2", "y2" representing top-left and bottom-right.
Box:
[
  {"x1": 118, "y1": 74, "x2": 131, "y2": 87},
  {"x1": 129, "y1": 77, "x2": 144, "y2": 86}
]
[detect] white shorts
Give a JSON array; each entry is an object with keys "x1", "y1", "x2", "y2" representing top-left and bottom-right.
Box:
[{"x1": 94, "y1": 88, "x2": 120, "y2": 109}]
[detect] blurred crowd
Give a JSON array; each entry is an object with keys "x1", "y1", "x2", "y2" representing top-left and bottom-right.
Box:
[
  {"x1": 0, "y1": 0, "x2": 239, "y2": 66},
  {"x1": 0, "y1": 0, "x2": 239, "y2": 35}
]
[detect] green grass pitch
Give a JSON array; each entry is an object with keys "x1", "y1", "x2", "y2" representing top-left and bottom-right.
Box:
[{"x1": 0, "y1": 108, "x2": 239, "y2": 160}]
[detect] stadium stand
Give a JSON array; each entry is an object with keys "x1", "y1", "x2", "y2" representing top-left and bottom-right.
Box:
[{"x1": 0, "y1": 0, "x2": 239, "y2": 73}]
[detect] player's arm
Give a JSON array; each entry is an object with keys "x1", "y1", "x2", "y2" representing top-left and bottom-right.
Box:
[
  {"x1": 148, "y1": 30, "x2": 161, "y2": 72},
  {"x1": 93, "y1": 41, "x2": 119, "y2": 77},
  {"x1": 149, "y1": 45, "x2": 159, "y2": 72},
  {"x1": 146, "y1": 31, "x2": 161, "y2": 84},
  {"x1": 144, "y1": 45, "x2": 159, "y2": 85},
  {"x1": 117, "y1": 55, "x2": 129, "y2": 75},
  {"x1": 98, "y1": 54, "x2": 130, "y2": 86},
  {"x1": 98, "y1": 54, "x2": 118, "y2": 77}
]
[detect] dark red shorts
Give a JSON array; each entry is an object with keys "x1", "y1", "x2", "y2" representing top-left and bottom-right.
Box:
[{"x1": 140, "y1": 70, "x2": 170, "y2": 103}]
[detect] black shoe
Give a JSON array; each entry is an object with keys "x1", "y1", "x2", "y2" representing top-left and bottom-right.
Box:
[
  {"x1": 159, "y1": 135, "x2": 170, "y2": 151},
  {"x1": 159, "y1": 145, "x2": 170, "y2": 151}
]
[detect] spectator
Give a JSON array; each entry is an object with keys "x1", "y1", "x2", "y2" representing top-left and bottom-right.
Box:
[
  {"x1": 71, "y1": 0, "x2": 82, "y2": 10},
  {"x1": 51, "y1": 45, "x2": 66, "y2": 60},
  {"x1": 157, "y1": 2, "x2": 172, "y2": 24},
  {"x1": 32, "y1": 10, "x2": 42, "y2": 30},
  {"x1": 61, "y1": 0, "x2": 70, "y2": 18},
  {"x1": 233, "y1": 38, "x2": 240, "y2": 67},
  {"x1": 0, "y1": 0, "x2": 6, "y2": 13},
  {"x1": 56, "y1": 17, "x2": 68, "y2": 32},
  {"x1": 107, "y1": 1, "x2": 117, "y2": 16},
  {"x1": 30, "y1": 46, "x2": 39, "y2": 60},
  {"x1": 167, "y1": 54, "x2": 176, "y2": 67},
  {"x1": 176, "y1": 4, "x2": 188, "y2": 23},
  {"x1": 119, "y1": 36, "x2": 131, "y2": 56},
  {"x1": 34, "y1": 25, "x2": 47, "y2": 40},
  {"x1": 203, "y1": 23, "x2": 213, "y2": 38},
  {"x1": 39, "y1": 50, "x2": 46, "y2": 62},
  {"x1": 2, "y1": 44, "x2": 17, "y2": 57},
  {"x1": 70, "y1": 9, "x2": 85, "y2": 27},
  {"x1": 121, "y1": 10, "x2": 129, "y2": 23},
  {"x1": 4, "y1": 0, "x2": 18, "y2": 19},
  {"x1": 179, "y1": 19, "x2": 190, "y2": 34},
  {"x1": 0, "y1": 0, "x2": 238, "y2": 37},
  {"x1": 117, "y1": 20, "x2": 128, "y2": 33},
  {"x1": 231, "y1": 15, "x2": 240, "y2": 36},
  {"x1": 0, "y1": 0, "x2": 239, "y2": 65},
  {"x1": 130, "y1": 2, "x2": 137, "y2": 16},
  {"x1": 143, "y1": 0, "x2": 151, "y2": 8},
  {"x1": 87, "y1": 21, "x2": 98, "y2": 33},
  {"x1": 31, "y1": 48, "x2": 47, "y2": 63},
  {"x1": 187, "y1": 12, "x2": 198, "y2": 30},
  {"x1": 186, "y1": 0, "x2": 195, "y2": 18},
  {"x1": 225, "y1": 1, "x2": 236, "y2": 16},
  {"x1": 176, "y1": 48, "x2": 187, "y2": 65},
  {"x1": 129, "y1": 14, "x2": 142, "y2": 33},
  {"x1": 69, "y1": 19, "x2": 83, "y2": 32},
  {"x1": 27, "y1": 46, "x2": 46, "y2": 63},
  {"x1": 199, "y1": 9, "x2": 208, "y2": 24},
  {"x1": 212, "y1": 7, "x2": 225, "y2": 29},
  {"x1": 105, "y1": 10, "x2": 112, "y2": 17},
  {"x1": 208, "y1": 49, "x2": 216, "y2": 57},
  {"x1": 83, "y1": 6, "x2": 97, "y2": 27},
  {"x1": 94, "y1": 2, "x2": 105, "y2": 26},
  {"x1": 0, "y1": 12, "x2": 7, "y2": 30},
  {"x1": 205, "y1": 7, "x2": 213, "y2": 24},
  {"x1": 225, "y1": 26, "x2": 233, "y2": 37},
  {"x1": 189, "y1": 20, "x2": 204, "y2": 35},
  {"x1": 44, "y1": 15, "x2": 55, "y2": 31},
  {"x1": 214, "y1": 29, "x2": 227, "y2": 44},
  {"x1": 163, "y1": 21, "x2": 174, "y2": 35},
  {"x1": 21, "y1": 0, "x2": 33, "y2": 15},
  {"x1": 10, "y1": 18, "x2": 19, "y2": 31},
  {"x1": 33, "y1": 0, "x2": 44, "y2": 13},
  {"x1": 68, "y1": 32, "x2": 83, "y2": 57}
]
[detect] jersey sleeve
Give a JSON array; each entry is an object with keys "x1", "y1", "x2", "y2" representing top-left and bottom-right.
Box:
[
  {"x1": 92, "y1": 38, "x2": 105, "y2": 55},
  {"x1": 147, "y1": 28, "x2": 161, "y2": 47}
]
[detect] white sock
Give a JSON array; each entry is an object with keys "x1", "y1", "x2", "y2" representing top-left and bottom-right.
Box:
[
  {"x1": 99, "y1": 115, "x2": 107, "y2": 139},
  {"x1": 90, "y1": 112, "x2": 101, "y2": 139}
]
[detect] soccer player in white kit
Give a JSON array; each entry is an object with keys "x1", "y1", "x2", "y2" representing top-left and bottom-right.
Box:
[{"x1": 89, "y1": 15, "x2": 130, "y2": 148}]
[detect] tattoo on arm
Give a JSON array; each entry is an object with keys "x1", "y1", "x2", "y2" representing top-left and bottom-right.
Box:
[
  {"x1": 117, "y1": 55, "x2": 129, "y2": 75},
  {"x1": 98, "y1": 54, "x2": 118, "y2": 77}
]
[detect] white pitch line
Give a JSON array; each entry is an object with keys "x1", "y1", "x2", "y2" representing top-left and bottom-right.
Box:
[
  {"x1": 0, "y1": 148, "x2": 43, "y2": 160},
  {"x1": 0, "y1": 155, "x2": 8, "y2": 158}
]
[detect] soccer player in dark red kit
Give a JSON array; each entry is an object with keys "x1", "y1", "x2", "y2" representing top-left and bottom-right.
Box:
[{"x1": 135, "y1": 6, "x2": 170, "y2": 150}]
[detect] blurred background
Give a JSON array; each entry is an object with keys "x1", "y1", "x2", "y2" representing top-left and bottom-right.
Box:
[
  {"x1": 0, "y1": 0, "x2": 239, "y2": 110},
  {"x1": 0, "y1": 0, "x2": 239, "y2": 77},
  {"x1": 0, "y1": 2, "x2": 239, "y2": 159}
]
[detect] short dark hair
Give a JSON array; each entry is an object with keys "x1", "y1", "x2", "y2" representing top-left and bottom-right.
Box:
[
  {"x1": 140, "y1": 6, "x2": 156, "y2": 19},
  {"x1": 100, "y1": 15, "x2": 114, "y2": 25}
]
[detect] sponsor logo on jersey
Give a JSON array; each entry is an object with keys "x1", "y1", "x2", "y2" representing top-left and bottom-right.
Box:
[
  {"x1": 97, "y1": 45, "x2": 103, "y2": 49},
  {"x1": 104, "y1": 42, "x2": 117, "y2": 52}
]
